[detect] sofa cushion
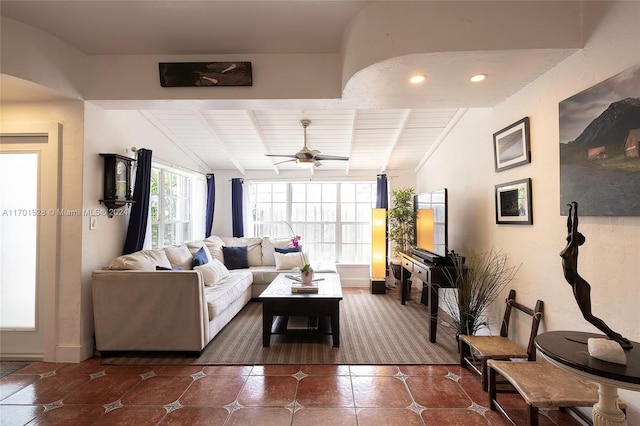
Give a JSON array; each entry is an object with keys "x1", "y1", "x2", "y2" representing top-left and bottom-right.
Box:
[
  {"x1": 194, "y1": 259, "x2": 230, "y2": 286},
  {"x1": 222, "y1": 246, "x2": 249, "y2": 269},
  {"x1": 261, "y1": 237, "x2": 294, "y2": 266},
  {"x1": 192, "y1": 246, "x2": 209, "y2": 267},
  {"x1": 204, "y1": 270, "x2": 253, "y2": 319},
  {"x1": 203, "y1": 236, "x2": 225, "y2": 263},
  {"x1": 156, "y1": 266, "x2": 183, "y2": 271},
  {"x1": 221, "y1": 237, "x2": 263, "y2": 266},
  {"x1": 108, "y1": 250, "x2": 172, "y2": 270},
  {"x1": 274, "y1": 251, "x2": 309, "y2": 271},
  {"x1": 164, "y1": 244, "x2": 193, "y2": 270}
]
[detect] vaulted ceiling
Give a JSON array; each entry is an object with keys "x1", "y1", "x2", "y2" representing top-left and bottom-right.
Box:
[{"x1": 1, "y1": 1, "x2": 585, "y2": 175}]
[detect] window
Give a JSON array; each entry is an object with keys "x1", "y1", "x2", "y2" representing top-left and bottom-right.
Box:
[
  {"x1": 150, "y1": 167, "x2": 191, "y2": 249},
  {"x1": 250, "y1": 181, "x2": 376, "y2": 263}
]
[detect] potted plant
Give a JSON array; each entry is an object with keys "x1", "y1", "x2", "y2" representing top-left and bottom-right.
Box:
[
  {"x1": 388, "y1": 187, "x2": 416, "y2": 281},
  {"x1": 301, "y1": 263, "x2": 314, "y2": 285},
  {"x1": 443, "y1": 248, "x2": 520, "y2": 337}
]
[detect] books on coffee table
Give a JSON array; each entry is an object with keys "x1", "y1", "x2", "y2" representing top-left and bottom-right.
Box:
[{"x1": 291, "y1": 283, "x2": 319, "y2": 293}]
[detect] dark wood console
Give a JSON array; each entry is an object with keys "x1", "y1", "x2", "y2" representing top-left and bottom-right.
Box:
[{"x1": 400, "y1": 252, "x2": 457, "y2": 343}]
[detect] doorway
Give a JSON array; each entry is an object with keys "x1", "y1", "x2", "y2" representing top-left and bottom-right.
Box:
[{"x1": 0, "y1": 124, "x2": 60, "y2": 360}]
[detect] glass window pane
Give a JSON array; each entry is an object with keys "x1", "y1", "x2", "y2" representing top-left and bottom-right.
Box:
[
  {"x1": 356, "y1": 204, "x2": 371, "y2": 221},
  {"x1": 0, "y1": 153, "x2": 37, "y2": 329},
  {"x1": 152, "y1": 224, "x2": 159, "y2": 249},
  {"x1": 341, "y1": 183, "x2": 355, "y2": 201},
  {"x1": 322, "y1": 184, "x2": 337, "y2": 201},
  {"x1": 322, "y1": 203, "x2": 336, "y2": 222},
  {"x1": 307, "y1": 184, "x2": 321, "y2": 202},
  {"x1": 291, "y1": 183, "x2": 305, "y2": 202},
  {"x1": 164, "y1": 223, "x2": 175, "y2": 246},
  {"x1": 341, "y1": 203, "x2": 355, "y2": 221},
  {"x1": 291, "y1": 203, "x2": 306, "y2": 221}
]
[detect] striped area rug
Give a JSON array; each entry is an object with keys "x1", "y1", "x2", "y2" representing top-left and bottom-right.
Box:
[{"x1": 101, "y1": 288, "x2": 459, "y2": 365}]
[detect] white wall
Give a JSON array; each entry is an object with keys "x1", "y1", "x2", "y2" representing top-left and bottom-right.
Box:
[{"x1": 416, "y1": 1, "x2": 640, "y2": 422}]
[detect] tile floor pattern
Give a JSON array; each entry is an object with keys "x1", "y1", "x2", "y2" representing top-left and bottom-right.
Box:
[{"x1": 0, "y1": 359, "x2": 585, "y2": 426}]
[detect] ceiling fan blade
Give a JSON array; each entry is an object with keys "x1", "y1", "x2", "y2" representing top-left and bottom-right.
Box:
[
  {"x1": 272, "y1": 159, "x2": 296, "y2": 165},
  {"x1": 315, "y1": 154, "x2": 349, "y2": 161},
  {"x1": 265, "y1": 154, "x2": 297, "y2": 158}
]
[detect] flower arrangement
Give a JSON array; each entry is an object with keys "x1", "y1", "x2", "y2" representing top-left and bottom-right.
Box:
[{"x1": 283, "y1": 221, "x2": 301, "y2": 248}]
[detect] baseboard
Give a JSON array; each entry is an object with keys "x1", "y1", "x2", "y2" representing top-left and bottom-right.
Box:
[
  {"x1": 55, "y1": 339, "x2": 95, "y2": 363},
  {"x1": 0, "y1": 353, "x2": 44, "y2": 362}
]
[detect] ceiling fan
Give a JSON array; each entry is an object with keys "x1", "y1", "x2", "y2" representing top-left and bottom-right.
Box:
[{"x1": 265, "y1": 119, "x2": 349, "y2": 168}]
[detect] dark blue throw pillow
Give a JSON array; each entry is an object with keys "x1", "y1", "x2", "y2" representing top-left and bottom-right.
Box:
[
  {"x1": 222, "y1": 245, "x2": 249, "y2": 270},
  {"x1": 274, "y1": 246, "x2": 302, "y2": 254},
  {"x1": 192, "y1": 246, "x2": 209, "y2": 267},
  {"x1": 156, "y1": 266, "x2": 184, "y2": 271}
]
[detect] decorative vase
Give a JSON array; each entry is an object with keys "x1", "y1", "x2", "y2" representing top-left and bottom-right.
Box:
[{"x1": 301, "y1": 269, "x2": 314, "y2": 285}]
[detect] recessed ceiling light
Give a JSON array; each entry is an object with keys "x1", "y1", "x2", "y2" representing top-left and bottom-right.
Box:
[
  {"x1": 409, "y1": 75, "x2": 426, "y2": 84},
  {"x1": 470, "y1": 74, "x2": 487, "y2": 82}
]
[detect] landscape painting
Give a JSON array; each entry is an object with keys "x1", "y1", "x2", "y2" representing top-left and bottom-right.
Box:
[{"x1": 559, "y1": 64, "x2": 640, "y2": 216}]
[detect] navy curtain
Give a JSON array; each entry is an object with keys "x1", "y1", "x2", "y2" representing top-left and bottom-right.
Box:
[
  {"x1": 376, "y1": 173, "x2": 388, "y2": 209},
  {"x1": 123, "y1": 148, "x2": 152, "y2": 255},
  {"x1": 231, "y1": 178, "x2": 244, "y2": 237},
  {"x1": 205, "y1": 174, "x2": 216, "y2": 238}
]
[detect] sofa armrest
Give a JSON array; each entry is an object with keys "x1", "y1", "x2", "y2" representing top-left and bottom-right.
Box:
[{"x1": 92, "y1": 270, "x2": 209, "y2": 352}]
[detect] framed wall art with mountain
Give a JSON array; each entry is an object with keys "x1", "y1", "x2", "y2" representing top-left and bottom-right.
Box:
[{"x1": 559, "y1": 64, "x2": 640, "y2": 216}]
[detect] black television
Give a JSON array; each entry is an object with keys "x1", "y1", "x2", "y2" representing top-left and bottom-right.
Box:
[{"x1": 412, "y1": 188, "x2": 448, "y2": 263}]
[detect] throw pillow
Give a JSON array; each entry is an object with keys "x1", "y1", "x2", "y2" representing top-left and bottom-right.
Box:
[
  {"x1": 210, "y1": 259, "x2": 231, "y2": 283},
  {"x1": 204, "y1": 235, "x2": 225, "y2": 263},
  {"x1": 194, "y1": 262, "x2": 216, "y2": 286},
  {"x1": 274, "y1": 251, "x2": 309, "y2": 271},
  {"x1": 192, "y1": 246, "x2": 209, "y2": 267},
  {"x1": 108, "y1": 250, "x2": 172, "y2": 270},
  {"x1": 164, "y1": 244, "x2": 193, "y2": 270},
  {"x1": 274, "y1": 246, "x2": 302, "y2": 254},
  {"x1": 221, "y1": 237, "x2": 262, "y2": 266},
  {"x1": 222, "y1": 245, "x2": 249, "y2": 270},
  {"x1": 261, "y1": 237, "x2": 292, "y2": 266}
]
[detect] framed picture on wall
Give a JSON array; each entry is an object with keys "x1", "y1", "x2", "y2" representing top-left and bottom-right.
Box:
[
  {"x1": 493, "y1": 117, "x2": 531, "y2": 172},
  {"x1": 495, "y1": 178, "x2": 532, "y2": 225}
]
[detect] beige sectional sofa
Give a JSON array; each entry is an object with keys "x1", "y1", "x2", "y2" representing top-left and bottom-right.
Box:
[{"x1": 92, "y1": 236, "x2": 336, "y2": 354}]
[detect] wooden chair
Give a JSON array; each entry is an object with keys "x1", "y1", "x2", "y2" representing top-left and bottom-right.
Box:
[{"x1": 459, "y1": 289, "x2": 544, "y2": 391}]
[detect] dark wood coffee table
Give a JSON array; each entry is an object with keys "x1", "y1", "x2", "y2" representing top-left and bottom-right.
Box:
[{"x1": 258, "y1": 273, "x2": 342, "y2": 347}]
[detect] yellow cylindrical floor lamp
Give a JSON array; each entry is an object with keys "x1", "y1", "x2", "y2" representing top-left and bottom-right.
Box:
[{"x1": 371, "y1": 208, "x2": 387, "y2": 294}]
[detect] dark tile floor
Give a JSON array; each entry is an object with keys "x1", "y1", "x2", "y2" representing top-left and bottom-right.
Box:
[{"x1": 0, "y1": 358, "x2": 583, "y2": 425}]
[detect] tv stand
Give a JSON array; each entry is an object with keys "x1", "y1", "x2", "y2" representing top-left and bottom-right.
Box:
[{"x1": 400, "y1": 252, "x2": 457, "y2": 343}]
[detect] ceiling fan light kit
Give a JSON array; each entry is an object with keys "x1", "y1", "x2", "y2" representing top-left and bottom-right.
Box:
[{"x1": 265, "y1": 119, "x2": 349, "y2": 169}]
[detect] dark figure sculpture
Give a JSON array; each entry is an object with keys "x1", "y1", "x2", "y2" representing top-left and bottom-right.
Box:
[{"x1": 560, "y1": 201, "x2": 632, "y2": 349}]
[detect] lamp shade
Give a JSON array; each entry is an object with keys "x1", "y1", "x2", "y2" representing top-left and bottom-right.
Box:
[{"x1": 371, "y1": 208, "x2": 387, "y2": 281}]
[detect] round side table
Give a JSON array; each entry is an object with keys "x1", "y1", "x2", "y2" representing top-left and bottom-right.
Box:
[{"x1": 535, "y1": 331, "x2": 640, "y2": 426}]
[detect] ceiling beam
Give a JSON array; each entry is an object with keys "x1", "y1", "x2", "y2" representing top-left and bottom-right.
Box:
[
  {"x1": 380, "y1": 109, "x2": 412, "y2": 173},
  {"x1": 345, "y1": 110, "x2": 358, "y2": 175},
  {"x1": 139, "y1": 110, "x2": 211, "y2": 173},
  {"x1": 246, "y1": 110, "x2": 280, "y2": 175},
  {"x1": 194, "y1": 111, "x2": 245, "y2": 175},
  {"x1": 414, "y1": 108, "x2": 467, "y2": 173}
]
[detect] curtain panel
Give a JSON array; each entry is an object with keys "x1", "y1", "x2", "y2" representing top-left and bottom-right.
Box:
[
  {"x1": 123, "y1": 148, "x2": 152, "y2": 255},
  {"x1": 231, "y1": 178, "x2": 244, "y2": 237},
  {"x1": 205, "y1": 174, "x2": 215, "y2": 238}
]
